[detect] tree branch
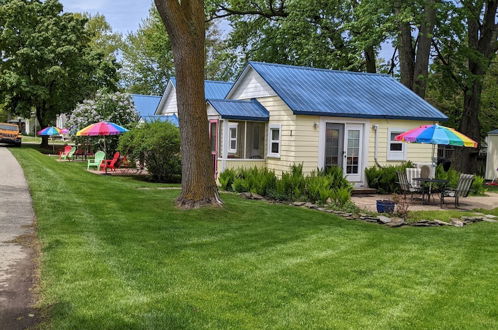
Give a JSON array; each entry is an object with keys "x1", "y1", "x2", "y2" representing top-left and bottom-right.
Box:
[{"x1": 431, "y1": 40, "x2": 467, "y2": 91}]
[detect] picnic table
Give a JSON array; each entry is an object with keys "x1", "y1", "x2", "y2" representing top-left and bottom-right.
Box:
[{"x1": 413, "y1": 178, "x2": 448, "y2": 204}]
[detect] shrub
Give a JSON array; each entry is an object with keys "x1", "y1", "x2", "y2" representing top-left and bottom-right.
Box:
[
  {"x1": 118, "y1": 121, "x2": 181, "y2": 182},
  {"x1": 219, "y1": 168, "x2": 236, "y2": 191},
  {"x1": 471, "y1": 176, "x2": 486, "y2": 196},
  {"x1": 218, "y1": 164, "x2": 353, "y2": 206},
  {"x1": 330, "y1": 187, "x2": 352, "y2": 207},
  {"x1": 365, "y1": 162, "x2": 413, "y2": 194},
  {"x1": 232, "y1": 177, "x2": 250, "y2": 193},
  {"x1": 305, "y1": 174, "x2": 332, "y2": 204}
]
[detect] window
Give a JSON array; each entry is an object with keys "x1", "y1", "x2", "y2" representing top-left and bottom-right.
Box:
[
  {"x1": 387, "y1": 129, "x2": 406, "y2": 161},
  {"x1": 268, "y1": 124, "x2": 281, "y2": 158},
  {"x1": 228, "y1": 123, "x2": 238, "y2": 153}
]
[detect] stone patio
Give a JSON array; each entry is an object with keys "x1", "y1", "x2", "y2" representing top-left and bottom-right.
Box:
[{"x1": 352, "y1": 192, "x2": 498, "y2": 212}]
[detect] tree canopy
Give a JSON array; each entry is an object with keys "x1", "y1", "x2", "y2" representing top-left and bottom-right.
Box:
[{"x1": 0, "y1": 0, "x2": 119, "y2": 146}]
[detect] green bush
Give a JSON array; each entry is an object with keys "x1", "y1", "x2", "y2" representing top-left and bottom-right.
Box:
[
  {"x1": 330, "y1": 187, "x2": 352, "y2": 207},
  {"x1": 218, "y1": 164, "x2": 353, "y2": 206},
  {"x1": 118, "y1": 122, "x2": 181, "y2": 183},
  {"x1": 365, "y1": 162, "x2": 413, "y2": 194},
  {"x1": 305, "y1": 174, "x2": 332, "y2": 205},
  {"x1": 471, "y1": 176, "x2": 486, "y2": 196},
  {"x1": 219, "y1": 168, "x2": 236, "y2": 191}
]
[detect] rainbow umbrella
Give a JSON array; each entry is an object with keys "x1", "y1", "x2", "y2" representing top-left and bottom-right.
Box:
[
  {"x1": 37, "y1": 126, "x2": 62, "y2": 153},
  {"x1": 395, "y1": 124, "x2": 478, "y2": 148},
  {"x1": 76, "y1": 122, "x2": 129, "y2": 164},
  {"x1": 395, "y1": 124, "x2": 478, "y2": 165},
  {"x1": 76, "y1": 121, "x2": 128, "y2": 136},
  {"x1": 37, "y1": 126, "x2": 61, "y2": 136}
]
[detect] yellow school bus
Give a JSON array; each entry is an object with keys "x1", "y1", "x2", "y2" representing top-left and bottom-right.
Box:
[{"x1": 0, "y1": 123, "x2": 22, "y2": 147}]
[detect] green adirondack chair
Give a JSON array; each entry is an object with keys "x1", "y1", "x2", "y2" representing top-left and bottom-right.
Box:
[
  {"x1": 87, "y1": 151, "x2": 105, "y2": 170},
  {"x1": 61, "y1": 146, "x2": 76, "y2": 161}
]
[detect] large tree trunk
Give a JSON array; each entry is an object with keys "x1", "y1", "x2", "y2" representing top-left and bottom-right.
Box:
[
  {"x1": 394, "y1": 0, "x2": 415, "y2": 89},
  {"x1": 364, "y1": 46, "x2": 377, "y2": 73},
  {"x1": 413, "y1": 0, "x2": 436, "y2": 98},
  {"x1": 155, "y1": 0, "x2": 222, "y2": 209},
  {"x1": 35, "y1": 108, "x2": 49, "y2": 149},
  {"x1": 455, "y1": 0, "x2": 498, "y2": 173}
]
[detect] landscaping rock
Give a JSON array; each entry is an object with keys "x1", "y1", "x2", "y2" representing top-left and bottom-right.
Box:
[
  {"x1": 304, "y1": 202, "x2": 318, "y2": 209},
  {"x1": 432, "y1": 219, "x2": 449, "y2": 226},
  {"x1": 317, "y1": 207, "x2": 327, "y2": 212},
  {"x1": 483, "y1": 218, "x2": 498, "y2": 223},
  {"x1": 292, "y1": 201, "x2": 306, "y2": 207},
  {"x1": 240, "y1": 192, "x2": 252, "y2": 199},
  {"x1": 461, "y1": 216, "x2": 483, "y2": 223},
  {"x1": 386, "y1": 218, "x2": 405, "y2": 227},
  {"x1": 377, "y1": 215, "x2": 392, "y2": 224},
  {"x1": 251, "y1": 193, "x2": 264, "y2": 200},
  {"x1": 485, "y1": 214, "x2": 497, "y2": 219},
  {"x1": 450, "y1": 218, "x2": 464, "y2": 227}
]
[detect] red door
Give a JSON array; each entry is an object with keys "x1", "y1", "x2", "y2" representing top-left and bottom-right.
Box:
[{"x1": 209, "y1": 120, "x2": 218, "y2": 178}]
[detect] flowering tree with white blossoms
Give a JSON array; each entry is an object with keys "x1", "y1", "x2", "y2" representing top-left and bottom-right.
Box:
[
  {"x1": 67, "y1": 90, "x2": 139, "y2": 132},
  {"x1": 67, "y1": 90, "x2": 139, "y2": 155}
]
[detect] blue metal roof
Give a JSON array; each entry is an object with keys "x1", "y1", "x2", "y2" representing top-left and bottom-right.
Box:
[
  {"x1": 141, "y1": 114, "x2": 179, "y2": 126},
  {"x1": 131, "y1": 94, "x2": 161, "y2": 118},
  {"x1": 246, "y1": 62, "x2": 448, "y2": 121},
  {"x1": 169, "y1": 78, "x2": 233, "y2": 99},
  {"x1": 207, "y1": 99, "x2": 269, "y2": 121},
  {"x1": 489, "y1": 129, "x2": 498, "y2": 135}
]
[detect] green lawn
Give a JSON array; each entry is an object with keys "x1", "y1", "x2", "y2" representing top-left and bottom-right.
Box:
[
  {"x1": 11, "y1": 147, "x2": 498, "y2": 329},
  {"x1": 21, "y1": 135, "x2": 69, "y2": 145}
]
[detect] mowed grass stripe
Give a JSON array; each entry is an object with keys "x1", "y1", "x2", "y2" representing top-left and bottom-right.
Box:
[{"x1": 10, "y1": 147, "x2": 498, "y2": 329}]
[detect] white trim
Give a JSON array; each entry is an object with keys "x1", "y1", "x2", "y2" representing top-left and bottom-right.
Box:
[
  {"x1": 226, "y1": 66, "x2": 277, "y2": 100},
  {"x1": 217, "y1": 158, "x2": 266, "y2": 162},
  {"x1": 318, "y1": 117, "x2": 370, "y2": 186},
  {"x1": 267, "y1": 123, "x2": 281, "y2": 158},
  {"x1": 387, "y1": 128, "x2": 408, "y2": 161},
  {"x1": 155, "y1": 80, "x2": 175, "y2": 115},
  {"x1": 228, "y1": 123, "x2": 238, "y2": 153}
]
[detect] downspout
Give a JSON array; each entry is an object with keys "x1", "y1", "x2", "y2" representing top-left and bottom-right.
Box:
[{"x1": 373, "y1": 124, "x2": 383, "y2": 168}]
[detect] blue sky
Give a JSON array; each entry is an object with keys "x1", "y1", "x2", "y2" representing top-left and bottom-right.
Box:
[
  {"x1": 60, "y1": 0, "x2": 153, "y2": 35},
  {"x1": 59, "y1": 1, "x2": 393, "y2": 61}
]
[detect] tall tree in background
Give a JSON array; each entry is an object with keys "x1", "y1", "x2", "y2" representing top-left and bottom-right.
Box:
[
  {"x1": 207, "y1": 0, "x2": 388, "y2": 72},
  {"x1": 154, "y1": 0, "x2": 222, "y2": 209},
  {"x1": 82, "y1": 13, "x2": 122, "y2": 60},
  {"x1": 121, "y1": 6, "x2": 175, "y2": 95},
  {"x1": 432, "y1": 0, "x2": 498, "y2": 172},
  {"x1": 393, "y1": 0, "x2": 438, "y2": 98},
  {"x1": 121, "y1": 6, "x2": 236, "y2": 95},
  {"x1": 0, "y1": 0, "x2": 118, "y2": 147}
]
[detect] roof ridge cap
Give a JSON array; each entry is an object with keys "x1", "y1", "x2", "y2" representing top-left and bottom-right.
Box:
[{"x1": 249, "y1": 61, "x2": 390, "y2": 77}]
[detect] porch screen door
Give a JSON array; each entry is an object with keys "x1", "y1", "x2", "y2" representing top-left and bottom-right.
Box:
[
  {"x1": 325, "y1": 123, "x2": 344, "y2": 170},
  {"x1": 344, "y1": 124, "x2": 362, "y2": 182}
]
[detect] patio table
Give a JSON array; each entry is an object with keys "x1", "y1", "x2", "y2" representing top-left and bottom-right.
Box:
[{"x1": 413, "y1": 178, "x2": 448, "y2": 204}]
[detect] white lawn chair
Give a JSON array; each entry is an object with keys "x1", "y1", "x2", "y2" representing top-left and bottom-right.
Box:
[{"x1": 406, "y1": 168, "x2": 422, "y2": 189}]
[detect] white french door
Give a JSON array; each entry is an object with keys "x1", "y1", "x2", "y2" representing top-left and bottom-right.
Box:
[{"x1": 343, "y1": 124, "x2": 363, "y2": 182}]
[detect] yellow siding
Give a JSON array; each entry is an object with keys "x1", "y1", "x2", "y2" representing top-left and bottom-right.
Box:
[
  {"x1": 217, "y1": 159, "x2": 266, "y2": 172},
  {"x1": 368, "y1": 119, "x2": 434, "y2": 167},
  {"x1": 256, "y1": 97, "x2": 321, "y2": 176}
]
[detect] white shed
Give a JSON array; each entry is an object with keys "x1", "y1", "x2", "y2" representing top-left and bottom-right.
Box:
[{"x1": 485, "y1": 129, "x2": 498, "y2": 181}]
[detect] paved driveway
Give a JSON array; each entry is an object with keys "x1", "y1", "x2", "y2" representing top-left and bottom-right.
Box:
[{"x1": 0, "y1": 146, "x2": 38, "y2": 328}]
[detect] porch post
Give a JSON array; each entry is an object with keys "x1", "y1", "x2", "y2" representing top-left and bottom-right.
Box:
[
  {"x1": 221, "y1": 119, "x2": 229, "y2": 172},
  {"x1": 244, "y1": 121, "x2": 248, "y2": 159}
]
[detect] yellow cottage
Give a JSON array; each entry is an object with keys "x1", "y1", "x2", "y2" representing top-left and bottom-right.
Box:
[{"x1": 160, "y1": 62, "x2": 448, "y2": 188}]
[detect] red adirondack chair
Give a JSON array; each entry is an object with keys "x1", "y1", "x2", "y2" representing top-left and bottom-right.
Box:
[
  {"x1": 100, "y1": 152, "x2": 120, "y2": 172},
  {"x1": 58, "y1": 145, "x2": 72, "y2": 160}
]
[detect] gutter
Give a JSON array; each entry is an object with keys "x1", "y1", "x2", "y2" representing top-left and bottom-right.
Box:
[{"x1": 372, "y1": 124, "x2": 383, "y2": 168}]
